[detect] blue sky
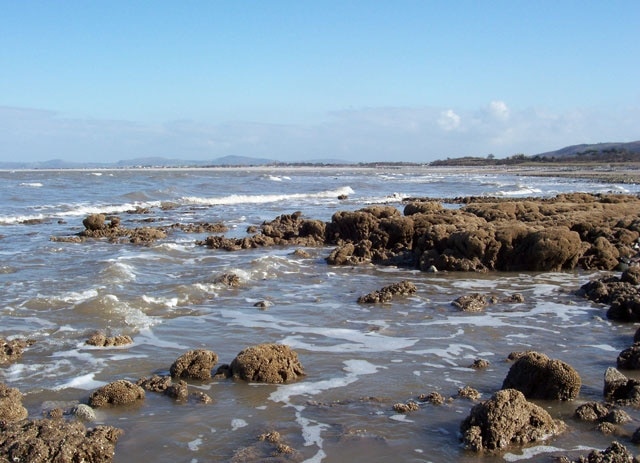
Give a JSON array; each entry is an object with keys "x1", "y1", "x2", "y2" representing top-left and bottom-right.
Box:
[{"x1": 1, "y1": 1, "x2": 639, "y2": 163}]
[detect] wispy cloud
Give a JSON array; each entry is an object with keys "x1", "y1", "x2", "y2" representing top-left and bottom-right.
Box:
[{"x1": 0, "y1": 103, "x2": 638, "y2": 163}]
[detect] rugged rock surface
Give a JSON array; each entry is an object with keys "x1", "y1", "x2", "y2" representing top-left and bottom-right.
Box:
[
  {"x1": 0, "y1": 382, "x2": 28, "y2": 422},
  {"x1": 603, "y1": 367, "x2": 640, "y2": 406},
  {"x1": 357, "y1": 280, "x2": 417, "y2": 303},
  {"x1": 617, "y1": 343, "x2": 640, "y2": 369},
  {"x1": 502, "y1": 351, "x2": 581, "y2": 400},
  {"x1": 229, "y1": 343, "x2": 305, "y2": 383},
  {"x1": 561, "y1": 441, "x2": 637, "y2": 463},
  {"x1": 460, "y1": 388, "x2": 565, "y2": 453},
  {"x1": 86, "y1": 332, "x2": 133, "y2": 347},
  {"x1": 575, "y1": 402, "x2": 631, "y2": 425},
  {"x1": 452, "y1": 293, "x2": 488, "y2": 312},
  {"x1": 137, "y1": 374, "x2": 212, "y2": 403},
  {"x1": 88, "y1": 380, "x2": 145, "y2": 408},
  {"x1": 579, "y1": 268, "x2": 640, "y2": 322},
  {"x1": 230, "y1": 429, "x2": 301, "y2": 463},
  {"x1": 0, "y1": 338, "x2": 35, "y2": 365},
  {"x1": 170, "y1": 349, "x2": 219, "y2": 381},
  {"x1": 0, "y1": 418, "x2": 122, "y2": 463}
]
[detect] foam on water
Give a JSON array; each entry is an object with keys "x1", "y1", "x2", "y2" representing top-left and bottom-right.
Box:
[
  {"x1": 52, "y1": 373, "x2": 106, "y2": 391},
  {"x1": 181, "y1": 186, "x2": 354, "y2": 207}
]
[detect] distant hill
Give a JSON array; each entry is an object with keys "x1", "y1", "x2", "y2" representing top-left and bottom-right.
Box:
[
  {"x1": 535, "y1": 140, "x2": 640, "y2": 160},
  {"x1": 0, "y1": 155, "x2": 352, "y2": 169}
]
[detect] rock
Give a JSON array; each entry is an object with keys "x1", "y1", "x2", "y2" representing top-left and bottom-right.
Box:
[
  {"x1": 460, "y1": 388, "x2": 565, "y2": 453},
  {"x1": 418, "y1": 391, "x2": 446, "y2": 405},
  {"x1": 575, "y1": 402, "x2": 610, "y2": 422},
  {"x1": 73, "y1": 404, "x2": 97, "y2": 422},
  {"x1": 0, "y1": 418, "x2": 122, "y2": 463},
  {"x1": 215, "y1": 272, "x2": 241, "y2": 287},
  {"x1": 470, "y1": 359, "x2": 490, "y2": 369},
  {"x1": 452, "y1": 293, "x2": 488, "y2": 312},
  {"x1": 567, "y1": 441, "x2": 636, "y2": 463},
  {"x1": 0, "y1": 337, "x2": 35, "y2": 365},
  {"x1": 88, "y1": 379, "x2": 145, "y2": 408},
  {"x1": 603, "y1": 367, "x2": 640, "y2": 406},
  {"x1": 458, "y1": 386, "x2": 481, "y2": 400},
  {"x1": 170, "y1": 349, "x2": 218, "y2": 381},
  {"x1": 83, "y1": 213, "x2": 106, "y2": 231},
  {"x1": 578, "y1": 274, "x2": 640, "y2": 322},
  {"x1": 0, "y1": 383, "x2": 28, "y2": 422},
  {"x1": 501, "y1": 351, "x2": 581, "y2": 400},
  {"x1": 165, "y1": 380, "x2": 189, "y2": 401},
  {"x1": 621, "y1": 266, "x2": 640, "y2": 285},
  {"x1": 86, "y1": 332, "x2": 133, "y2": 347},
  {"x1": 393, "y1": 401, "x2": 420, "y2": 413},
  {"x1": 230, "y1": 429, "x2": 301, "y2": 462},
  {"x1": 229, "y1": 343, "x2": 305, "y2": 383},
  {"x1": 136, "y1": 374, "x2": 172, "y2": 392},
  {"x1": 357, "y1": 280, "x2": 417, "y2": 304},
  {"x1": 617, "y1": 343, "x2": 640, "y2": 369}
]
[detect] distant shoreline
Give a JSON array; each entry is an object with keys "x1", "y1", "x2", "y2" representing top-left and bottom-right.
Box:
[{"x1": 3, "y1": 162, "x2": 640, "y2": 184}]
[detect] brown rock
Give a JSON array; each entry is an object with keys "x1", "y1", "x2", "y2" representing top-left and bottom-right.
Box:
[
  {"x1": 357, "y1": 280, "x2": 417, "y2": 304},
  {"x1": 419, "y1": 391, "x2": 446, "y2": 405},
  {"x1": 460, "y1": 388, "x2": 565, "y2": 453},
  {"x1": 0, "y1": 383, "x2": 28, "y2": 422},
  {"x1": 86, "y1": 332, "x2": 133, "y2": 347},
  {"x1": 0, "y1": 338, "x2": 35, "y2": 365},
  {"x1": 567, "y1": 441, "x2": 636, "y2": 463},
  {"x1": 617, "y1": 343, "x2": 640, "y2": 369},
  {"x1": 82, "y1": 214, "x2": 106, "y2": 231},
  {"x1": 603, "y1": 367, "x2": 640, "y2": 406},
  {"x1": 575, "y1": 402, "x2": 610, "y2": 422},
  {"x1": 170, "y1": 349, "x2": 218, "y2": 381},
  {"x1": 502, "y1": 351, "x2": 581, "y2": 400},
  {"x1": 88, "y1": 380, "x2": 145, "y2": 408},
  {"x1": 230, "y1": 343, "x2": 305, "y2": 383},
  {"x1": 0, "y1": 418, "x2": 122, "y2": 463},
  {"x1": 392, "y1": 401, "x2": 420, "y2": 413},
  {"x1": 452, "y1": 293, "x2": 488, "y2": 312},
  {"x1": 136, "y1": 374, "x2": 172, "y2": 392}
]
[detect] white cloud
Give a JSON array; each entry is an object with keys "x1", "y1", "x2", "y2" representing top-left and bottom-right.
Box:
[
  {"x1": 437, "y1": 109, "x2": 461, "y2": 131},
  {"x1": 1, "y1": 103, "x2": 638, "y2": 163},
  {"x1": 489, "y1": 100, "x2": 510, "y2": 121}
]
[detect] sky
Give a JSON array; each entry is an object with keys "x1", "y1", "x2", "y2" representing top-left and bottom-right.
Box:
[{"x1": 1, "y1": 1, "x2": 639, "y2": 164}]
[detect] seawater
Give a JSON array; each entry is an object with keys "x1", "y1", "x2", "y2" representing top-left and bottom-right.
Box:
[{"x1": 1, "y1": 166, "x2": 640, "y2": 462}]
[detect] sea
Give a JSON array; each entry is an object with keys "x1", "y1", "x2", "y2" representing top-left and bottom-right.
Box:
[{"x1": 1, "y1": 166, "x2": 640, "y2": 462}]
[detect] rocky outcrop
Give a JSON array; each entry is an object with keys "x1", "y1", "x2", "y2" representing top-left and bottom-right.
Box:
[
  {"x1": 170, "y1": 349, "x2": 219, "y2": 381},
  {"x1": 136, "y1": 374, "x2": 212, "y2": 403},
  {"x1": 460, "y1": 388, "x2": 565, "y2": 453},
  {"x1": 452, "y1": 293, "x2": 488, "y2": 312},
  {"x1": 502, "y1": 352, "x2": 581, "y2": 400},
  {"x1": 0, "y1": 382, "x2": 28, "y2": 422},
  {"x1": 0, "y1": 418, "x2": 122, "y2": 463},
  {"x1": 575, "y1": 402, "x2": 631, "y2": 425},
  {"x1": 229, "y1": 343, "x2": 305, "y2": 383},
  {"x1": 579, "y1": 268, "x2": 640, "y2": 322},
  {"x1": 563, "y1": 441, "x2": 636, "y2": 463},
  {"x1": 357, "y1": 280, "x2": 417, "y2": 303},
  {"x1": 86, "y1": 332, "x2": 133, "y2": 347},
  {"x1": 603, "y1": 367, "x2": 640, "y2": 406},
  {"x1": 88, "y1": 380, "x2": 145, "y2": 408},
  {"x1": 0, "y1": 338, "x2": 35, "y2": 365},
  {"x1": 617, "y1": 343, "x2": 640, "y2": 369}
]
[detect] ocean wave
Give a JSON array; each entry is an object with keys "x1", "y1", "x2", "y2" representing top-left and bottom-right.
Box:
[
  {"x1": 180, "y1": 186, "x2": 354, "y2": 207},
  {"x1": 19, "y1": 182, "x2": 43, "y2": 187}
]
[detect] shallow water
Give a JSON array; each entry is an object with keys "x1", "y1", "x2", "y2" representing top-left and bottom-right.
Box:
[{"x1": 1, "y1": 166, "x2": 640, "y2": 462}]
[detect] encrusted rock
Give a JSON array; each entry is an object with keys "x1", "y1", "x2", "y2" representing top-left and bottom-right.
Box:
[
  {"x1": 137, "y1": 374, "x2": 172, "y2": 392},
  {"x1": 215, "y1": 272, "x2": 241, "y2": 287},
  {"x1": 0, "y1": 338, "x2": 35, "y2": 365},
  {"x1": 457, "y1": 386, "x2": 481, "y2": 400},
  {"x1": 502, "y1": 351, "x2": 581, "y2": 400},
  {"x1": 470, "y1": 359, "x2": 490, "y2": 369},
  {"x1": 603, "y1": 367, "x2": 640, "y2": 406},
  {"x1": 357, "y1": 280, "x2": 417, "y2": 304},
  {"x1": 575, "y1": 402, "x2": 610, "y2": 422},
  {"x1": 452, "y1": 293, "x2": 488, "y2": 312},
  {"x1": 88, "y1": 379, "x2": 145, "y2": 408},
  {"x1": 0, "y1": 418, "x2": 122, "y2": 463},
  {"x1": 617, "y1": 343, "x2": 640, "y2": 369},
  {"x1": 418, "y1": 391, "x2": 446, "y2": 405},
  {"x1": 229, "y1": 343, "x2": 305, "y2": 383},
  {"x1": 83, "y1": 213, "x2": 106, "y2": 231},
  {"x1": 0, "y1": 382, "x2": 28, "y2": 422},
  {"x1": 86, "y1": 332, "x2": 133, "y2": 347},
  {"x1": 170, "y1": 349, "x2": 218, "y2": 381},
  {"x1": 392, "y1": 401, "x2": 420, "y2": 413},
  {"x1": 460, "y1": 388, "x2": 565, "y2": 453},
  {"x1": 566, "y1": 441, "x2": 636, "y2": 463}
]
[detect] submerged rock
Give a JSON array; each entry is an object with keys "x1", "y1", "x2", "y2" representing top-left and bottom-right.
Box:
[
  {"x1": 170, "y1": 349, "x2": 219, "y2": 381},
  {"x1": 357, "y1": 280, "x2": 417, "y2": 304},
  {"x1": 86, "y1": 332, "x2": 133, "y2": 347},
  {"x1": 603, "y1": 367, "x2": 640, "y2": 406},
  {"x1": 0, "y1": 337, "x2": 35, "y2": 365},
  {"x1": 502, "y1": 351, "x2": 581, "y2": 400},
  {"x1": 88, "y1": 380, "x2": 145, "y2": 408},
  {"x1": 229, "y1": 343, "x2": 305, "y2": 383},
  {"x1": 563, "y1": 441, "x2": 636, "y2": 463},
  {"x1": 0, "y1": 418, "x2": 122, "y2": 463},
  {"x1": 452, "y1": 293, "x2": 488, "y2": 312},
  {"x1": 460, "y1": 388, "x2": 565, "y2": 453}
]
